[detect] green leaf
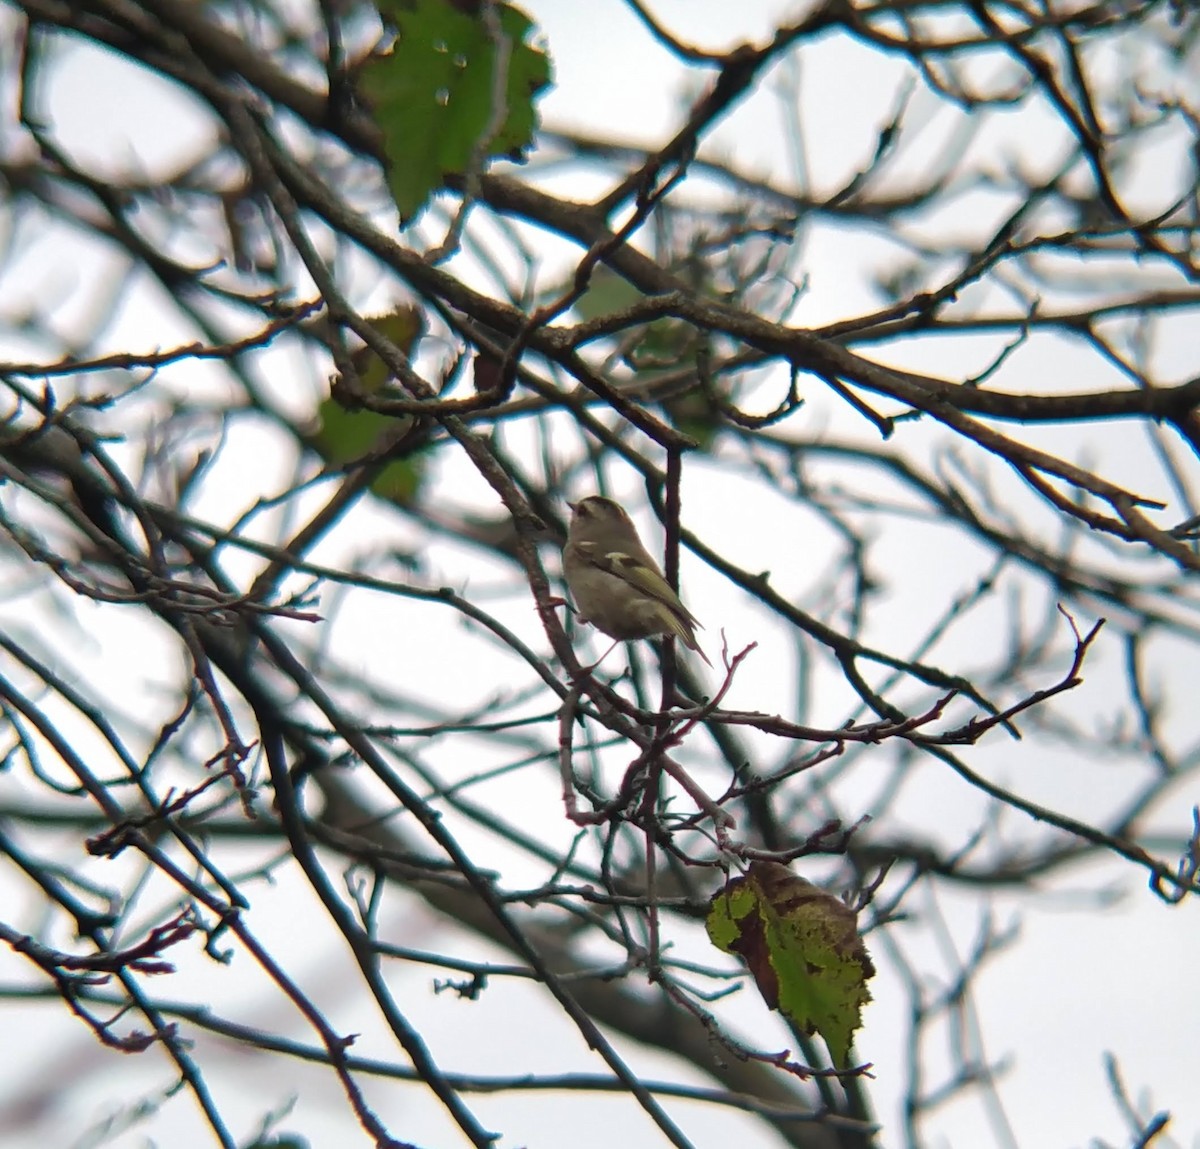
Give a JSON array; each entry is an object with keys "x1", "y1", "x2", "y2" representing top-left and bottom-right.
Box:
[
  {"x1": 661, "y1": 387, "x2": 720, "y2": 449},
  {"x1": 560, "y1": 267, "x2": 725, "y2": 447},
  {"x1": 573, "y1": 263, "x2": 701, "y2": 372},
  {"x1": 354, "y1": 305, "x2": 425, "y2": 395},
  {"x1": 309, "y1": 308, "x2": 427, "y2": 504},
  {"x1": 311, "y1": 401, "x2": 426, "y2": 503},
  {"x1": 706, "y1": 861, "x2": 875, "y2": 1067},
  {"x1": 571, "y1": 264, "x2": 646, "y2": 324},
  {"x1": 365, "y1": 0, "x2": 552, "y2": 220}
]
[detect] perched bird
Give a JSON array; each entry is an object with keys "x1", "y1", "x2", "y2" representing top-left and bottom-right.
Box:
[{"x1": 563, "y1": 495, "x2": 711, "y2": 666}]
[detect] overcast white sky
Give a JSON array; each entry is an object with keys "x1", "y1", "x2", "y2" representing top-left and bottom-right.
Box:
[{"x1": 1, "y1": 2, "x2": 1198, "y2": 1148}]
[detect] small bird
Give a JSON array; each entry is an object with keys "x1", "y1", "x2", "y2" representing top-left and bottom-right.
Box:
[{"x1": 563, "y1": 495, "x2": 711, "y2": 666}]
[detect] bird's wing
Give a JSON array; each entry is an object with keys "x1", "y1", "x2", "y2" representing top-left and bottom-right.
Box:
[{"x1": 578, "y1": 543, "x2": 702, "y2": 630}]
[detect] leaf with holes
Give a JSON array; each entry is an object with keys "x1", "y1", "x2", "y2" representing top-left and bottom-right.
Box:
[
  {"x1": 364, "y1": 0, "x2": 552, "y2": 220},
  {"x1": 706, "y1": 861, "x2": 875, "y2": 1067}
]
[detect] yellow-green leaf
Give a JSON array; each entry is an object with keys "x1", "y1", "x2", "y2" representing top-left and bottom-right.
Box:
[{"x1": 706, "y1": 861, "x2": 874, "y2": 1067}]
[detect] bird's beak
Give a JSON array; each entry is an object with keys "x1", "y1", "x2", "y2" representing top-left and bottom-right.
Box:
[{"x1": 566, "y1": 501, "x2": 579, "y2": 513}]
